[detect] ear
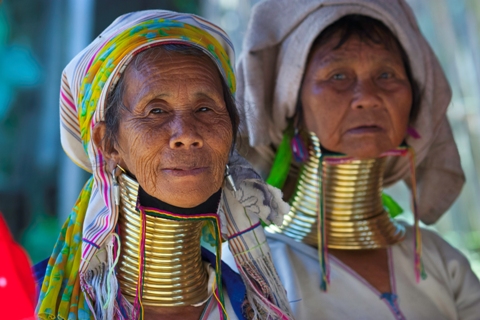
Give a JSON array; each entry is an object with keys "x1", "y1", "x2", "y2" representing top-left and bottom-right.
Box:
[{"x1": 92, "y1": 122, "x2": 121, "y2": 171}]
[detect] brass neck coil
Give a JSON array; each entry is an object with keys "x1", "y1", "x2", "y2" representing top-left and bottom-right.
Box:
[
  {"x1": 268, "y1": 133, "x2": 405, "y2": 249},
  {"x1": 117, "y1": 173, "x2": 210, "y2": 307}
]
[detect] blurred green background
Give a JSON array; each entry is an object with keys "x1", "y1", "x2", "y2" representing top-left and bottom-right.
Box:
[{"x1": 1, "y1": 0, "x2": 479, "y2": 277}]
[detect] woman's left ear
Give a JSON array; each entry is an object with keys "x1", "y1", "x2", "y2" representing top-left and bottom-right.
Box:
[{"x1": 92, "y1": 122, "x2": 121, "y2": 170}]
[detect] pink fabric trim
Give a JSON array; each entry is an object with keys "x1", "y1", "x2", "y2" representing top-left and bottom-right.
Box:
[{"x1": 60, "y1": 91, "x2": 76, "y2": 111}]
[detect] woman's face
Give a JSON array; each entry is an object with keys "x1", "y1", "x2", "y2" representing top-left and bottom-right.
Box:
[
  {"x1": 301, "y1": 33, "x2": 412, "y2": 159},
  {"x1": 100, "y1": 51, "x2": 232, "y2": 208}
]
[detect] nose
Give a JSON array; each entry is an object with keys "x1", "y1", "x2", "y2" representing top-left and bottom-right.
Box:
[
  {"x1": 351, "y1": 78, "x2": 381, "y2": 109},
  {"x1": 169, "y1": 115, "x2": 204, "y2": 149}
]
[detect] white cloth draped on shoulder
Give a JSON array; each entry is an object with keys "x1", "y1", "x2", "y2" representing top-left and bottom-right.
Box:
[{"x1": 223, "y1": 222, "x2": 480, "y2": 320}]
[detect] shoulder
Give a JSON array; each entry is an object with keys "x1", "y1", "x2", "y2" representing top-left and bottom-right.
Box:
[
  {"x1": 400, "y1": 221, "x2": 469, "y2": 265},
  {"x1": 399, "y1": 223, "x2": 480, "y2": 317},
  {"x1": 398, "y1": 221, "x2": 480, "y2": 296}
]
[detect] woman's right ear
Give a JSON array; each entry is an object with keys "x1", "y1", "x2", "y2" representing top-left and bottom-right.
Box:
[{"x1": 92, "y1": 122, "x2": 120, "y2": 169}]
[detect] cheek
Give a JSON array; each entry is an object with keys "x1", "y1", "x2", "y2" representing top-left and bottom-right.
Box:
[
  {"x1": 117, "y1": 122, "x2": 166, "y2": 178},
  {"x1": 204, "y1": 116, "x2": 233, "y2": 168},
  {"x1": 210, "y1": 117, "x2": 233, "y2": 144},
  {"x1": 301, "y1": 84, "x2": 344, "y2": 143},
  {"x1": 389, "y1": 89, "x2": 413, "y2": 142}
]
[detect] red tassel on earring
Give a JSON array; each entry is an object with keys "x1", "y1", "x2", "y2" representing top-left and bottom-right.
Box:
[
  {"x1": 317, "y1": 152, "x2": 329, "y2": 291},
  {"x1": 132, "y1": 209, "x2": 147, "y2": 319},
  {"x1": 407, "y1": 147, "x2": 426, "y2": 282}
]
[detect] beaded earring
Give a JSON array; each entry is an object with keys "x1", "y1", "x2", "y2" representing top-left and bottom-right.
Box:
[
  {"x1": 291, "y1": 128, "x2": 308, "y2": 163},
  {"x1": 266, "y1": 109, "x2": 309, "y2": 189},
  {"x1": 112, "y1": 164, "x2": 126, "y2": 206},
  {"x1": 224, "y1": 164, "x2": 237, "y2": 192}
]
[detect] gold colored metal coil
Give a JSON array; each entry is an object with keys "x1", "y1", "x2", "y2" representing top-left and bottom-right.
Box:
[
  {"x1": 267, "y1": 133, "x2": 405, "y2": 249},
  {"x1": 116, "y1": 174, "x2": 210, "y2": 306}
]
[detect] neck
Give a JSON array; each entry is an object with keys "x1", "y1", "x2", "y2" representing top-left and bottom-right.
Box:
[
  {"x1": 268, "y1": 133, "x2": 405, "y2": 249},
  {"x1": 117, "y1": 173, "x2": 218, "y2": 307},
  {"x1": 138, "y1": 187, "x2": 222, "y2": 215}
]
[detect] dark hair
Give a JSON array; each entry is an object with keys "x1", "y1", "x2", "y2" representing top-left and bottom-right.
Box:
[
  {"x1": 103, "y1": 44, "x2": 239, "y2": 152},
  {"x1": 300, "y1": 14, "x2": 421, "y2": 123}
]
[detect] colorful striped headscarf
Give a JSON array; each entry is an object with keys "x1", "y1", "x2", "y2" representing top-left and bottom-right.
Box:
[{"x1": 37, "y1": 10, "x2": 292, "y2": 320}]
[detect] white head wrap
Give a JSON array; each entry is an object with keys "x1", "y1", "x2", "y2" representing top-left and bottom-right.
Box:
[{"x1": 237, "y1": 0, "x2": 464, "y2": 224}]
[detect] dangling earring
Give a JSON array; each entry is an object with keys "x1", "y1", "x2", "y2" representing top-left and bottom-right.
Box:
[
  {"x1": 266, "y1": 114, "x2": 308, "y2": 189},
  {"x1": 291, "y1": 128, "x2": 308, "y2": 163},
  {"x1": 225, "y1": 164, "x2": 237, "y2": 192},
  {"x1": 112, "y1": 164, "x2": 126, "y2": 206},
  {"x1": 407, "y1": 126, "x2": 421, "y2": 139},
  {"x1": 405, "y1": 146, "x2": 426, "y2": 282},
  {"x1": 291, "y1": 104, "x2": 308, "y2": 163}
]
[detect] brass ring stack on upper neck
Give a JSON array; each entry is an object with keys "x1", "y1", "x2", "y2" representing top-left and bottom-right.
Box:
[
  {"x1": 116, "y1": 173, "x2": 211, "y2": 307},
  {"x1": 267, "y1": 132, "x2": 405, "y2": 249}
]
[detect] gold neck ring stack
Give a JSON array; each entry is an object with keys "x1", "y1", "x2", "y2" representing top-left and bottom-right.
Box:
[
  {"x1": 116, "y1": 173, "x2": 210, "y2": 307},
  {"x1": 267, "y1": 132, "x2": 405, "y2": 250}
]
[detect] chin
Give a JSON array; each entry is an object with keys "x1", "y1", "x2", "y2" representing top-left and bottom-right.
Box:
[
  {"x1": 158, "y1": 191, "x2": 211, "y2": 208},
  {"x1": 336, "y1": 137, "x2": 396, "y2": 159},
  {"x1": 157, "y1": 182, "x2": 220, "y2": 208},
  {"x1": 170, "y1": 197, "x2": 208, "y2": 208},
  {"x1": 344, "y1": 146, "x2": 391, "y2": 159},
  {"x1": 350, "y1": 152, "x2": 383, "y2": 160}
]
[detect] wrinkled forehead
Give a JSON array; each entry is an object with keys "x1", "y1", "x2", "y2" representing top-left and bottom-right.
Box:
[
  {"x1": 108, "y1": 42, "x2": 226, "y2": 95},
  {"x1": 118, "y1": 45, "x2": 226, "y2": 102},
  {"x1": 307, "y1": 15, "x2": 405, "y2": 62},
  {"x1": 279, "y1": 7, "x2": 424, "y2": 84},
  {"x1": 122, "y1": 44, "x2": 221, "y2": 80}
]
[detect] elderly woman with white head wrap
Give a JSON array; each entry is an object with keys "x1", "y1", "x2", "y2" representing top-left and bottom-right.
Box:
[
  {"x1": 228, "y1": 0, "x2": 480, "y2": 319},
  {"x1": 34, "y1": 10, "x2": 294, "y2": 320}
]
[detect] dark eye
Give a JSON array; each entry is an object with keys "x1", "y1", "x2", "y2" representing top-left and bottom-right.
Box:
[
  {"x1": 379, "y1": 72, "x2": 393, "y2": 79},
  {"x1": 197, "y1": 106, "x2": 211, "y2": 112},
  {"x1": 150, "y1": 108, "x2": 166, "y2": 115},
  {"x1": 332, "y1": 73, "x2": 346, "y2": 80}
]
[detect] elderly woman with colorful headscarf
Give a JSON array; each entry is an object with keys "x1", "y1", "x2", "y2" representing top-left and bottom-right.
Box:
[
  {"x1": 34, "y1": 10, "x2": 293, "y2": 320},
  {"x1": 227, "y1": 0, "x2": 480, "y2": 319}
]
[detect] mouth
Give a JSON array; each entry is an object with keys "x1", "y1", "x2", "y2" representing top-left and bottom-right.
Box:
[
  {"x1": 346, "y1": 125, "x2": 385, "y2": 135},
  {"x1": 161, "y1": 166, "x2": 208, "y2": 177}
]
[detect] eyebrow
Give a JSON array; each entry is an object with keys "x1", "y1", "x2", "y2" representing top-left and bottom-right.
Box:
[
  {"x1": 315, "y1": 52, "x2": 403, "y2": 67},
  {"x1": 193, "y1": 91, "x2": 222, "y2": 100},
  {"x1": 133, "y1": 88, "x2": 222, "y2": 108},
  {"x1": 316, "y1": 54, "x2": 349, "y2": 65},
  {"x1": 146, "y1": 90, "x2": 221, "y2": 100}
]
